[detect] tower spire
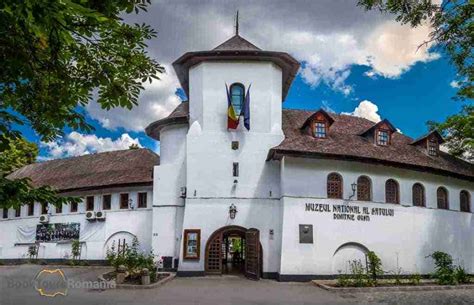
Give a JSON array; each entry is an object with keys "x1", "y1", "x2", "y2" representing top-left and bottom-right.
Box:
[{"x1": 235, "y1": 10, "x2": 239, "y2": 36}]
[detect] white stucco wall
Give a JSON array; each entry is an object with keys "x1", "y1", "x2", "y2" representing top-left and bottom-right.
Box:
[
  {"x1": 186, "y1": 61, "x2": 284, "y2": 200},
  {"x1": 279, "y1": 157, "x2": 474, "y2": 276},
  {"x1": 152, "y1": 125, "x2": 187, "y2": 260},
  {"x1": 178, "y1": 198, "x2": 282, "y2": 274},
  {"x1": 0, "y1": 186, "x2": 153, "y2": 260}
]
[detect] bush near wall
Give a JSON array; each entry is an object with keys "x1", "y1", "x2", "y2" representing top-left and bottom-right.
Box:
[{"x1": 106, "y1": 237, "x2": 157, "y2": 283}]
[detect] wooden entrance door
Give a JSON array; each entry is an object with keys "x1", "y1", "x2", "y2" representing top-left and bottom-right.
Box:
[
  {"x1": 244, "y1": 228, "x2": 260, "y2": 280},
  {"x1": 205, "y1": 232, "x2": 223, "y2": 274}
]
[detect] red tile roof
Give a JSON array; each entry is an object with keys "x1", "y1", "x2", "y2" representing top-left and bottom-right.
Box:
[
  {"x1": 146, "y1": 103, "x2": 473, "y2": 180},
  {"x1": 269, "y1": 109, "x2": 473, "y2": 180}
]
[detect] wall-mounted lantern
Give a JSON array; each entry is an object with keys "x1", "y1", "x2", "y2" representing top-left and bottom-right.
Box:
[
  {"x1": 129, "y1": 198, "x2": 135, "y2": 209},
  {"x1": 349, "y1": 182, "x2": 357, "y2": 200},
  {"x1": 229, "y1": 204, "x2": 237, "y2": 220}
]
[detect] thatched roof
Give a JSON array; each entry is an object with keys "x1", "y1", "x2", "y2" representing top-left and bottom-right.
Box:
[{"x1": 8, "y1": 149, "x2": 159, "y2": 193}]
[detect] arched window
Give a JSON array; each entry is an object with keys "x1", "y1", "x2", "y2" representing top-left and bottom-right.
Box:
[
  {"x1": 230, "y1": 83, "x2": 245, "y2": 115},
  {"x1": 437, "y1": 187, "x2": 449, "y2": 209},
  {"x1": 327, "y1": 173, "x2": 343, "y2": 199},
  {"x1": 412, "y1": 183, "x2": 425, "y2": 207},
  {"x1": 460, "y1": 190, "x2": 470, "y2": 212},
  {"x1": 357, "y1": 176, "x2": 371, "y2": 201},
  {"x1": 385, "y1": 179, "x2": 399, "y2": 204}
]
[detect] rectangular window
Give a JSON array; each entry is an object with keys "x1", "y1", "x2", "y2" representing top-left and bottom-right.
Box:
[
  {"x1": 428, "y1": 140, "x2": 437, "y2": 156},
  {"x1": 233, "y1": 162, "x2": 239, "y2": 177},
  {"x1": 86, "y1": 196, "x2": 94, "y2": 211},
  {"x1": 70, "y1": 201, "x2": 78, "y2": 213},
  {"x1": 102, "y1": 194, "x2": 111, "y2": 210},
  {"x1": 183, "y1": 229, "x2": 201, "y2": 260},
  {"x1": 120, "y1": 193, "x2": 129, "y2": 209},
  {"x1": 27, "y1": 203, "x2": 34, "y2": 216},
  {"x1": 41, "y1": 203, "x2": 48, "y2": 215},
  {"x1": 314, "y1": 122, "x2": 326, "y2": 138},
  {"x1": 2, "y1": 208, "x2": 8, "y2": 219},
  {"x1": 56, "y1": 204, "x2": 62, "y2": 214},
  {"x1": 377, "y1": 130, "x2": 389, "y2": 146},
  {"x1": 138, "y1": 192, "x2": 147, "y2": 208},
  {"x1": 15, "y1": 207, "x2": 21, "y2": 218}
]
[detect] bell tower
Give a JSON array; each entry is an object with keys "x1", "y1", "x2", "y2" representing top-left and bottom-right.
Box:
[{"x1": 148, "y1": 21, "x2": 299, "y2": 271}]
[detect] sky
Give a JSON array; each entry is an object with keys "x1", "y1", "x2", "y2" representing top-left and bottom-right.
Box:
[{"x1": 32, "y1": 0, "x2": 465, "y2": 160}]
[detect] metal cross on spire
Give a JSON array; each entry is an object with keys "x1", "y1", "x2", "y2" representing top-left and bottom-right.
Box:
[{"x1": 235, "y1": 10, "x2": 239, "y2": 36}]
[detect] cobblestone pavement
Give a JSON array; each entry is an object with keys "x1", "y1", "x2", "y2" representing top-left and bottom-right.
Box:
[{"x1": 1, "y1": 265, "x2": 473, "y2": 305}]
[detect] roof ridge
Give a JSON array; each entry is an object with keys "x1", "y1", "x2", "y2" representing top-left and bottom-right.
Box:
[{"x1": 35, "y1": 148, "x2": 151, "y2": 164}]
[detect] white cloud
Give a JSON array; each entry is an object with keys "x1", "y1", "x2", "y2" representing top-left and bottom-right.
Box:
[
  {"x1": 363, "y1": 22, "x2": 440, "y2": 78},
  {"x1": 450, "y1": 80, "x2": 460, "y2": 88},
  {"x1": 286, "y1": 21, "x2": 438, "y2": 91},
  {"x1": 85, "y1": 1, "x2": 442, "y2": 131},
  {"x1": 344, "y1": 100, "x2": 382, "y2": 123},
  {"x1": 40, "y1": 132, "x2": 142, "y2": 159},
  {"x1": 86, "y1": 66, "x2": 181, "y2": 132}
]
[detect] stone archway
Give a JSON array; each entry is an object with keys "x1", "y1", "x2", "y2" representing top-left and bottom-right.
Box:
[{"x1": 205, "y1": 226, "x2": 262, "y2": 280}]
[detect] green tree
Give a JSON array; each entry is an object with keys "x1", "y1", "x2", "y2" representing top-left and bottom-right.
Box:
[
  {"x1": 429, "y1": 105, "x2": 473, "y2": 160},
  {"x1": 0, "y1": 136, "x2": 38, "y2": 174},
  {"x1": 358, "y1": 0, "x2": 473, "y2": 159},
  {"x1": 0, "y1": 0, "x2": 163, "y2": 208}
]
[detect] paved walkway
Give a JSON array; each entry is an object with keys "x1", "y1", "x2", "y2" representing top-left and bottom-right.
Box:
[{"x1": 1, "y1": 265, "x2": 473, "y2": 305}]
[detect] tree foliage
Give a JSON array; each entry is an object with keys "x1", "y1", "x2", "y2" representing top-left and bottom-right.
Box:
[
  {"x1": 0, "y1": 0, "x2": 162, "y2": 208},
  {"x1": 358, "y1": 0, "x2": 473, "y2": 159},
  {"x1": 0, "y1": 136, "x2": 38, "y2": 175},
  {"x1": 429, "y1": 105, "x2": 473, "y2": 160}
]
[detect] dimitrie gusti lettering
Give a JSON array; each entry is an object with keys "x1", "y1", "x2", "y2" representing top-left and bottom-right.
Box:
[{"x1": 305, "y1": 203, "x2": 394, "y2": 222}]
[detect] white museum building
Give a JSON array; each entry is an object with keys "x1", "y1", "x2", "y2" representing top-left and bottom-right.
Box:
[{"x1": 1, "y1": 33, "x2": 473, "y2": 281}]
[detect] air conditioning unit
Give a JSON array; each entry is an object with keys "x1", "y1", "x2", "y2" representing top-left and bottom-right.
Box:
[
  {"x1": 85, "y1": 211, "x2": 96, "y2": 221},
  {"x1": 95, "y1": 211, "x2": 106, "y2": 221},
  {"x1": 39, "y1": 214, "x2": 49, "y2": 224}
]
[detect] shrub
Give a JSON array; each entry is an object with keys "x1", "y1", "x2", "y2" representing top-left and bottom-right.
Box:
[
  {"x1": 366, "y1": 251, "x2": 383, "y2": 285},
  {"x1": 410, "y1": 273, "x2": 421, "y2": 285},
  {"x1": 454, "y1": 266, "x2": 470, "y2": 284},
  {"x1": 349, "y1": 259, "x2": 369, "y2": 287},
  {"x1": 336, "y1": 271, "x2": 351, "y2": 287},
  {"x1": 71, "y1": 240, "x2": 81, "y2": 260},
  {"x1": 429, "y1": 251, "x2": 456, "y2": 285},
  {"x1": 106, "y1": 237, "x2": 157, "y2": 283},
  {"x1": 27, "y1": 245, "x2": 38, "y2": 261}
]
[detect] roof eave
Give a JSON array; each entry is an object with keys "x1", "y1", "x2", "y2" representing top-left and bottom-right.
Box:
[
  {"x1": 145, "y1": 116, "x2": 189, "y2": 141},
  {"x1": 173, "y1": 50, "x2": 300, "y2": 101},
  {"x1": 267, "y1": 149, "x2": 474, "y2": 182}
]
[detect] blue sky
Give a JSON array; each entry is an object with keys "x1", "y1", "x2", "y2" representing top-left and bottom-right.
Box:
[{"x1": 29, "y1": 0, "x2": 468, "y2": 160}]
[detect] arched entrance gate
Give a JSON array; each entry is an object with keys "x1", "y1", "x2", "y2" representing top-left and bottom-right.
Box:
[{"x1": 205, "y1": 226, "x2": 262, "y2": 280}]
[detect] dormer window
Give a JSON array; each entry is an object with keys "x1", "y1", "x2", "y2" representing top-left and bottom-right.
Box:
[
  {"x1": 428, "y1": 138, "x2": 438, "y2": 156},
  {"x1": 359, "y1": 119, "x2": 396, "y2": 147},
  {"x1": 410, "y1": 130, "x2": 444, "y2": 157},
  {"x1": 377, "y1": 130, "x2": 389, "y2": 146},
  {"x1": 301, "y1": 109, "x2": 334, "y2": 139},
  {"x1": 314, "y1": 121, "x2": 327, "y2": 138}
]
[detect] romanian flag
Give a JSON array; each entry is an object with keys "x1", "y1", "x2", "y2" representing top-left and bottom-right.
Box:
[{"x1": 226, "y1": 84, "x2": 239, "y2": 129}]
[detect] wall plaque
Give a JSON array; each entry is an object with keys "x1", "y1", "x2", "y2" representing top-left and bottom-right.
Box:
[{"x1": 299, "y1": 224, "x2": 313, "y2": 244}]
